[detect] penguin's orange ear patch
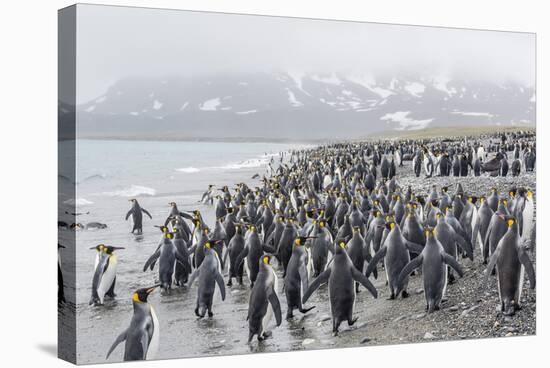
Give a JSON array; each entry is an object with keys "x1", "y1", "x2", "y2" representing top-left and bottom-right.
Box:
[
  {"x1": 507, "y1": 219, "x2": 515, "y2": 227},
  {"x1": 262, "y1": 256, "x2": 270, "y2": 264}
]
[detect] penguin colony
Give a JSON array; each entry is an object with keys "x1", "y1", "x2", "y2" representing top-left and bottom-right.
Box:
[{"x1": 60, "y1": 130, "x2": 536, "y2": 361}]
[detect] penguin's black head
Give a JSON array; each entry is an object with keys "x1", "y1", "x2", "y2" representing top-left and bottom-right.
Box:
[
  {"x1": 129, "y1": 199, "x2": 136, "y2": 203},
  {"x1": 336, "y1": 239, "x2": 347, "y2": 251},
  {"x1": 205, "y1": 239, "x2": 222, "y2": 249},
  {"x1": 90, "y1": 244, "x2": 105, "y2": 252},
  {"x1": 103, "y1": 245, "x2": 125, "y2": 254},
  {"x1": 132, "y1": 285, "x2": 160, "y2": 303},
  {"x1": 294, "y1": 236, "x2": 316, "y2": 246},
  {"x1": 504, "y1": 216, "x2": 517, "y2": 229},
  {"x1": 155, "y1": 225, "x2": 168, "y2": 233}
]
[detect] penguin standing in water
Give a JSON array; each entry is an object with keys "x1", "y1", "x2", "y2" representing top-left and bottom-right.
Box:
[
  {"x1": 397, "y1": 228, "x2": 464, "y2": 313},
  {"x1": 90, "y1": 244, "x2": 125, "y2": 306},
  {"x1": 172, "y1": 226, "x2": 192, "y2": 286},
  {"x1": 303, "y1": 241, "x2": 378, "y2": 336},
  {"x1": 484, "y1": 216, "x2": 536, "y2": 316},
  {"x1": 58, "y1": 244, "x2": 66, "y2": 304},
  {"x1": 143, "y1": 231, "x2": 188, "y2": 293},
  {"x1": 106, "y1": 285, "x2": 160, "y2": 361},
  {"x1": 284, "y1": 236, "x2": 316, "y2": 319},
  {"x1": 225, "y1": 223, "x2": 245, "y2": 286},
  {"x1": 200, "y1": 184, "x2": 215, "y2": 205},
  {"x1": 247, "y1": 255, "x2": 282, "y2": 342},
  {"x1": 188, "y1": 241, "x2": 226, "y2": 318},
  {"x1": 125, "y1": 199, "x2": 152, "y2": 234}
]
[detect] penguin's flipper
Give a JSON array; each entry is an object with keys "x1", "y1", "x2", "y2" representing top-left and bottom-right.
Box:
[
  {"x1": 302, "y1": 268, "x2": 331, "y2": 304},
  {"x1": 143, "y1": 250, "x2": 161, "y2": 272},
  {"x1": 518, "y1": 247, "x2": 536, "y2": 289},
  {"x1": 125, "y1": 210, "x2": 132, "y2": 220},
  {"x1": 215, "y1": 271, "x2": 226, "y2": 300},
  {"x1": 141, "y1": 208, "x2": 153, "y2": 219},
  {"x1": 455, "y1": 234, "x2": 474, "y2": 260},
  {"x1": 236, "y1": 247, "x2": 249, "y2": 269},
  {"x1": 442, "y1": 253, "x2": 464, "y2": 277},
  {"x1": 351, "y1": 266, "x2": 378, "y2": 298},
  {"x1": 397, "y1": 255, "x2": 423, "y2": 293},
  {"x1": 365, "y1": 246, "x2": 386, "y2": 277},
  {"x1": 267, "y1": 292, "x2": 282, "y2": 327},
  {"x1": 471, "y1": 218, "x2": 480, "y2": 249},
  {"x1": 180, "y1": 211, "x2": 194, "y2": 220},
  {"x1": 188, "y1": 269, "x2": 200, "y2": 288},
  {"x1": 404, "y1": 240, "x2": 424, "y2": 254},
  {"x1": 106, "y1": 329, "x2": 127, "y2": 359}
]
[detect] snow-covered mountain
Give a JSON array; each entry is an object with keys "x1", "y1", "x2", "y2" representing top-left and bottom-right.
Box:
[{"x1": 74, "y1": 72, "x2": 535, "y2": 140}]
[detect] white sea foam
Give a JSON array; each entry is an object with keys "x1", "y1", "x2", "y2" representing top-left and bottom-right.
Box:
[
  {"x1": 176, "y1": 167, "x2": 201, "y2": 173},
  {"x1": 102, "y1": 185, "x2": 156, "y2": 197},
  {"x1": 64, "y1": 198, "x2": 94, "y2": 206}
]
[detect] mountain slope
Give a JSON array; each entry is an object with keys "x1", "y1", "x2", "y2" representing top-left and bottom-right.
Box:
[{"x1": 75, "y1": 72, "x2": 535, "y2": 140}]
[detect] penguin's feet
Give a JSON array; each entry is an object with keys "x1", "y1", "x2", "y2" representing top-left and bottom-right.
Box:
[
  {"x1": 348, "y1": 317, "x2": 359, "y2": 326},
  {"x1": 227, "y1": 279, "x2": 233, "y2": 287},
  {"x1": 194, "y1": 308, "x2": 200, "y2": 317},
  {"x1": 208, "y1": 311, "x2": 214, "y2": 318},
  {"x1": 387, "y1": 294, "x2": 395, "y2": 300},
  {"x1": 401, "y1": 290, "x2": 409, "y2": 298},
  {"x1": 262, "y1": 331, "x2": 272, "y2": 339},
  {"x1": 286, "y1": 311, "x2": 294, "y2": 320}
]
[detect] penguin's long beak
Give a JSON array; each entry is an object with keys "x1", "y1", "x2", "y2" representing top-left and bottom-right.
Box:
[
  {"x1": 89, "y1": 246, "x2": 98, "y2": 250},
  {"x1": 58, "y1": 244, "x2": 66, "y2": 249},
  {"x1": 112, "y1": 247, "x2": 125, "y2": 250},
  {"x1": 146, "y1": 284, "x2": 161, "y2": 294}
]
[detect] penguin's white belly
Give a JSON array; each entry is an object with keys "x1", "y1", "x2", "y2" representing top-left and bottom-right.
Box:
[
  {"x1": 521, "y1": 200, "x2": 534, "y2": 244},
  {"x1": 146, "y1": 306, "x2": 160, "y2": 360},
  {"x1": 517, "y1": 265, "x2": 525, "y2": 306},
  {"x1": 244, "y1": 258, "x2": 251, "y2": 282},
  {"x1": 97, "y1": 256, "x2": 117, "y2": 303},
  {"x1": 442, "y1": 265, "x2": 448, "y2": 299}
]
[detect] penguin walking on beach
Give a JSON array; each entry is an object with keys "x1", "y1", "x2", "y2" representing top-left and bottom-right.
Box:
[
  {"x1": 90, "y1": 244, "x2": 125, "y2": 306},
  {"x1": 106, "y1": 285, "x2": 160, "y2": 361},
  {"x1": 303, "y1": 240, "x2": 378, "y2": 336},
  {"x1": 247, "y1": 255, "x2": 282, "y2": 342},
  {"x1": 125, "y1": 199, "x2": 152, "y2": 234},
  {"x1": 365, "y1": 221, "x2": 423, "y2": 299},
  {"x1": 188, "y1": 241, "x2": 226, "y2": 318},
  {"x1": 284, "y1": 237, "x2": 316, "y2": 319},
  {"x1": 484, "y1": 216, "x2": 536, "y2": 316},
  {"x1": 396, "y1": 228, "x2": 464, "y2": 313}
]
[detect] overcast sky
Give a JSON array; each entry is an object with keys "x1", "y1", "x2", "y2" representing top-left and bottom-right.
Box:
[{"x1": 76, "y1": 4, "x2": 535, "y2": 103}]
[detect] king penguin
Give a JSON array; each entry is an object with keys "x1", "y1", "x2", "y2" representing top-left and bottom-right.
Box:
[
  {"x1": 125, "y1": 199, "x2": 152, "y2": 234},
  {"x1": 247, "y1": 255, "x2": 282, "y2": 342},
  {"x1": 106, "y1": 285, "x2": 160, "y2": 361},
  {"x1": 303, "y1": 240, "x2": 378, "y2": 335},
  {"x1": 484, "y1": 216, "x2": 535, "y2": 316},
  {"x1": 90, "y1": 244, "x2": 125, "y2": 305}
]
